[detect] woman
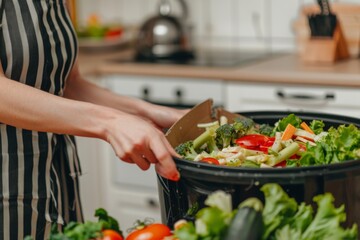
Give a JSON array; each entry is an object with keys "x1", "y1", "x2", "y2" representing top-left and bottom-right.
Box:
[{"x1": 0, "y1": 0, "x2": 186, "y2": 239}]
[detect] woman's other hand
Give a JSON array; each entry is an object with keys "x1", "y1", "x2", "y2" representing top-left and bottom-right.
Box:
[{"x1": 144, "y1": 104, "x2": 190, "y2": 130}]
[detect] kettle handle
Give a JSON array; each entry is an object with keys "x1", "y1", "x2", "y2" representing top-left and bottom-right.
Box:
[
  {"x1": 158, "y1": 0, "x2": 189, "y2": 20},
  {"x1": 178, "y1": 0, "x2": 189, "y2": 20}
]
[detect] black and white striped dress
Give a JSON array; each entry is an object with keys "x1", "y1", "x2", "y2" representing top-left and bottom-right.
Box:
[{"x1": 0, "y1": 0, "x2": 83, "y2": 239}]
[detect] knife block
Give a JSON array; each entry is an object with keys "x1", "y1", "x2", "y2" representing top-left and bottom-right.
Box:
[{"x1": 301, "y1": 21, "x2": 349, "y2": 64}]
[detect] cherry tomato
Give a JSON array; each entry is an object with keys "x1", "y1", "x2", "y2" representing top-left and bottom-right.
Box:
[
  {"x1": 126, "y1": 223, "x2": 172, "y2": 240},
  {"x1": 102, "y1": 229, "x2": 124, "y2": 240},
  {"x1": 200, "y1": 157, "x2": 220, "y2": 165},
  {"x1": 236, "y1": 134, "x2": 274, "y2": 152}
]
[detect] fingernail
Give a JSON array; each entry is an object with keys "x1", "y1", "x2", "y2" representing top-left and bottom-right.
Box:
[{"x1": 170, "y1": 171, "x2": 180, "y2": 181}]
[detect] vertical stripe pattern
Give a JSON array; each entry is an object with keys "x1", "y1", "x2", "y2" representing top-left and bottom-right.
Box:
[{"x1": 0, "y1": 0, "x2": 82, "y2": 239}]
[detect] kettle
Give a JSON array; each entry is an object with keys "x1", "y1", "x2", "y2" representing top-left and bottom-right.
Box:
[{"x1": 135, "y1": 0, "x2": 194, "y2": 61}]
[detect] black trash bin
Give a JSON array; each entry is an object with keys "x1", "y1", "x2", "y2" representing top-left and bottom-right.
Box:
[{"x1": 157, "y1": 111, "x2": 360, "y2": 231}]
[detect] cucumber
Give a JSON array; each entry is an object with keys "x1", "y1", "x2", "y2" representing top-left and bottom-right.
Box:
[{"x1": 224, "y1": 198, "x2": 264, "y2": 240}]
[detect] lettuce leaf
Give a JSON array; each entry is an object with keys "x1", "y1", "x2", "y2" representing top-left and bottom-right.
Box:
[
  {"x1": 273, "y1": 114, "x2": 302, "y2": 133},
  {"x1": 261, "y1": 184, "x2": 298, "y2": 239},
  {"x1": 309, "y1": 119, "x2": 325, "y2": 134},
  {"x1": 300, "y1": 124, "x2": 360, "y2": 166},
  {"x1": 301, "y1": 193, "x2": 357, "y2": 240},
  {"x1": 261, "y1": 184, "x2": 358, "y2": 240}
]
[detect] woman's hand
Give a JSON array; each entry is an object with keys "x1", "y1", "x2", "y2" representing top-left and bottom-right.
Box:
[
  {"x1": 104, "y1": 112, "x2": 180, "y2": 181},
  {"x1": 143, "y1": 104, "x2": 190, "y2": 130}
]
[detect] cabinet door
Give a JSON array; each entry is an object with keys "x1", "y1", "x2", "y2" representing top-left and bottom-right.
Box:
[
  {"x1": 225, "y1": 83, "x2": 360, "y2": 118},
  {"x1": 107, "y1": 190, "x2": 161, "y2": 231},
  {"x1": 76, "y1": 137, "x2": 103, "y2": 221}
]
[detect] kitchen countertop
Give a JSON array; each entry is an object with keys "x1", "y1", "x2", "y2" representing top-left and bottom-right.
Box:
[{"x1": 78, "y1": 49, "x2": 360, "y2": 87}]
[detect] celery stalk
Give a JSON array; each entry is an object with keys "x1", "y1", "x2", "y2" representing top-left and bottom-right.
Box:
[{"x1": 267, "y1": 142, "x2": 300, "y2": 166}]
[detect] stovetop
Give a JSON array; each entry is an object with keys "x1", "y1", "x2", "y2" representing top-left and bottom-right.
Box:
[{"x1": 112, "y1": 49, "x2": 282, "y2": 68}]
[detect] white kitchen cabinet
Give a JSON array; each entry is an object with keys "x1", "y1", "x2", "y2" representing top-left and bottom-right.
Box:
[
  {"x1": 103, "y1": 75, "x2": 224, "y2": 107},
  {"x1": 76, "y1": 75, "x2": 108, "y2": 221},
  {"x1": 76, "y1": 137, "x2": 104, "y2": 221},
  {"x1": 225, "y1": 82, "x2": 360, "y2": 118}
]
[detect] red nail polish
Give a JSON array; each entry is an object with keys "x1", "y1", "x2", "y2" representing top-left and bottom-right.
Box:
[{"x1": 170, "y1": 172, "x2": 180, "y2": 181}]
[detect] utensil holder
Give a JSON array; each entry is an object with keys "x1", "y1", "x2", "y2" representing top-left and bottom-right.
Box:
[{"x1": 301, "y1": 21, "x2": 349, "y2": 64}]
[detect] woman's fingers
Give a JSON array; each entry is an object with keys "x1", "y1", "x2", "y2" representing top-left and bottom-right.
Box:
[
  {"x1": 130, "y1": 153, "x2": 151, "y2": 170},
  {"x1": 140, "y1": 148, "x2": 158, "y2": 164},
  {"x1": 149, "y1": 134, "x2": 180, "y2": 181},
  {"x1": 107, "y1": 113, "x2": 180, "y2": 181}
]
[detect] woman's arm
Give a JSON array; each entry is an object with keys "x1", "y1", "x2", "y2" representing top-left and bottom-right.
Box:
[
  {"x1": 0, "y1": 65, "x2": 180, "y2": 181},
  {"x1": 64, "y1": 60, "x2": 187, "y2": 129}
]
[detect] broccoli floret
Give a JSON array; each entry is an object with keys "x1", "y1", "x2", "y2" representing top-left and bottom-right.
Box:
[
  {"x1": 175, "y1": 141, "x2": 198, "y2": 160},
  {"x1": 215, "y1": 124, "x2": 238, "y2": 148},
  {"x1": 233, "y1": 118, "x2": 255, "y2": 137},
  {"x1": 258, "y1": 124, "x2": 274, "y2": 136}
]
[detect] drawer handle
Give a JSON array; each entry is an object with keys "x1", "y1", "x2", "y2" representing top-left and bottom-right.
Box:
[
  {"x1": 146, "y1": 198, "x2": 159, "y2": 208},
  {"x1": 175, "y1": 88, "x2": 183, "y2": 104},
  {"x1": 142, "y1": 86, "x2": 151, "y2": 101},
  {"x1": 276, "y1": 90, "x2": 335, "y2": 101}
]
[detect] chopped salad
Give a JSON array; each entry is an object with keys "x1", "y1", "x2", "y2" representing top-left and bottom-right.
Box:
[{"x1": 175, "y1": 114, "x2": 360, "y2": 168}]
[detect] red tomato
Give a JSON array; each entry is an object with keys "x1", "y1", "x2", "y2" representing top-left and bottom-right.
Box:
[
  {"x1": 275, "y1": 161, "x2": 287, "y2": 168},
  {"x1": 236, "y1": 135, "x2": 275, "y2": 152},
  {"x1": 126, "y1": 223, "x2": 172, "y2": 240},
  {"x1": 102, "y1": 229, "x2": 124, "y2": 240},
  {"x1": 200, "y1": 157, "x2": 220, "y2": 165}
]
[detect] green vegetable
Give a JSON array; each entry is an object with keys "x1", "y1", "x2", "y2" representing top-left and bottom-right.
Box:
[
  {"x1": 300, "y1": 124, "x2": 360, "y2": 166},
  {"x1": 301, "y1": 193, "x2": 358, "y2": 240},
  {"x1": 309, "y1": 119, "x2": 325, "y2": 134},
  {"x1": 176, "y1": 184, "x2": 358, "y2": 240},
  {"x1": 258, "y1": 124, "x2": 274, "y2": 136},
  {"x1": 193, "y1": 123, "x2": 220, "y2": 153},
  {"x1": 215, "y1": 123, "x2": 238, "y2": 148},
  {"x1": 233, "y1": 117, "x2": 256, "y2": 137},
  {"x1": 261, "y1": 183, "x2": 358, "y2": 240},
  {"x1": 266, "y1": 142, "x2": 300, "y2": 166},
  {"x1": 25, "y1": 208, "x2": 123, "y2": 240},
  {"x1": 224, "y1": 198, "x2": 264, "y2": 240},
  {"x1": 261, "y1": 184, "x2": 298, "y2": 239},
  {"x1": 95, "y1": 208, "x2": 122, "y2": 236},
  {"x1": 273, "y1": 114, "x2": 302, "y2": 133},
  {"x1": 175, "y1": 222, "x2": 198, "y2": 240},
  {"x1": 241, "y1": 160, "x2": 260, "y2": 168},
  {"x1": 58, "y1": 221, "x2": 103, "y2": 240},
  {"x1": 175, "y1": 190, "x2": 234, "y2": 240},
  {"x1": 175, "y1": 141, "x2": 199, "y2": 161}
]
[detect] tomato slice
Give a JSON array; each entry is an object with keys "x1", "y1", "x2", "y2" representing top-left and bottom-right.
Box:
[
  {"x1": 200, "y1": 157, "x2": 220, "y2": 165},
  {"x1": 236, "y1": 134, "x2": 274, "y2": 152}
]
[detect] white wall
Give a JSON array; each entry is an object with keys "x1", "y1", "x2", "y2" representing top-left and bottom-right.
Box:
[{"x1": 77, "y1": 0, "x2": 358, "y2": 52}]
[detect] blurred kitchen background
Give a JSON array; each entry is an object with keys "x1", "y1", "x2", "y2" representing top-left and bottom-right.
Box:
[{"x1": 75, "y1": 0, "x2": 360, "y2": 53}]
